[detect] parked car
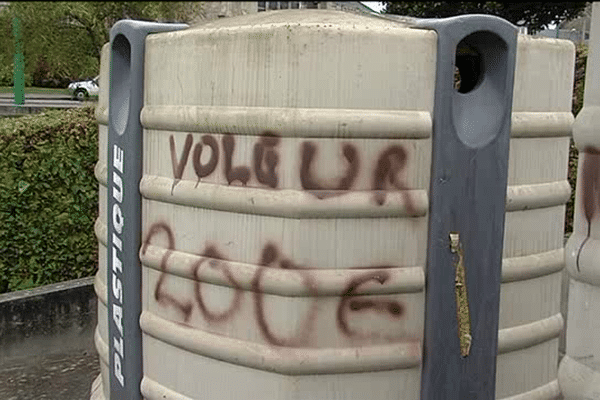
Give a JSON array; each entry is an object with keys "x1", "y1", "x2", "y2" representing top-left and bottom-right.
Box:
[{"x1": 68, "y1": 76, "x2": 99, "y2": 100}]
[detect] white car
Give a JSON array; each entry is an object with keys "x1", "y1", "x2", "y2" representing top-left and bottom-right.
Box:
[{"x1": 68, "y1": 76, "x2": 99, "y2": 100}]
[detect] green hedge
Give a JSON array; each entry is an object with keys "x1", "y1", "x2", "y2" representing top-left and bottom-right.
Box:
[{"x1": 0, "y1": 107, "x2": 98, "y2": 293}]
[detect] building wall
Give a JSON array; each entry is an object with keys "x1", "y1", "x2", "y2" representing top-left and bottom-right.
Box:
[
  {"x1": 198, "y1": 2, "x2": 258, "y2": 23},
  {"x1": 322, "y1": 1, "x2": 375, "y2": 14},
  {"x1": 199, "y1": 1, "x2": 374, "y2": 21},
  {"x1": 537, "y1": 29, "x2": 588, "y2": 45}
]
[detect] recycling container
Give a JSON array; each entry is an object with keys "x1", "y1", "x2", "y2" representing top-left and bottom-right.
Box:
[
  {"x1": 559, "y1": 2, "x2": 600, "y2": 399},
  {"x1": 91, "y1": 9, "x2": 574, "y2": 400}
]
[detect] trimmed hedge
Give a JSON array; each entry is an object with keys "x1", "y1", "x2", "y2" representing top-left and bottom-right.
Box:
[{"x1": 0, "y1": 107, "x2": 98, "y2": 293}]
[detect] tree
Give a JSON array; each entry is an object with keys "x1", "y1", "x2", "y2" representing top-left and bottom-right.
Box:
[
  {"x1": 382, "y1": 2, "x2": 588, "y2": 33},
  {"x1": 2, "y1": 2, "x2": 204, "y2": 86},
  {"x1": 43, "y1": 2, "x2": 205, "y2": 60}
]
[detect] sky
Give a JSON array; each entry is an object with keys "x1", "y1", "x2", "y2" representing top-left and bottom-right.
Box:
[{"x1": 360, "y1": 2, "x2": 384, "y2": 13}]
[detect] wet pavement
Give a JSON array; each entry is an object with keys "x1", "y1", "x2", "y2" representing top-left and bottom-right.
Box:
[{"x1": 0, "y1": 349, "x2": 99, "y2": 400}]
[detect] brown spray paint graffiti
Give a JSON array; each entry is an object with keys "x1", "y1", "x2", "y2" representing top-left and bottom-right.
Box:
[
  {"x1": 577, "y1": 146, "x2": 600, "y2": 271},
  {"x1": 141, "y1": 223, "x2": 411, "y2": 347},
  {"x1": 336, "y1": 271, "x2": 406, "y2": 341},
  {"x1": 372, "y1": 145, "x2": 416, "y2": 214},
  {"x1": 168, "y1": 131, "x2": 417, "y2": 211},
  {"x1": 581, "y1": 146, "x2": 600, "y2": 226},
  {"x1": 169, "y1": 134, "x2": 193, "y2": 193},
  {"x1": 252, "y1": 243, "x2": 318, "y2": 346},
  {"x1": 160, "y1": 133, "x2": 418, "y2": 340},
  {"x1": 192, "y1": 135, "x2": 219, "y2": 187},
  {"x1": 141, "y1": 222, "x2": 193, "y2": 322},
  {"x1": 170, "y1": 132, "x2": 282, "y2": 189},
  {"x1": 192, "y1": 245, "x2": 243, "y2": 323},
  {"x1": 222, "y1": 134, "x2": 251, "y2": 186},
  {"x1": 253, "y1": 132, "x2": 280, "y2": 189},
  {"x1": 300, "y1": 142, "x2": 360, "y2": 199}
]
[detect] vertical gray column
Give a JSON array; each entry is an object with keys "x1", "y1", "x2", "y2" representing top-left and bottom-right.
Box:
[
  {"x1": 415, "y1": 15, "x2": 517, "y2": 399},
  {"x1": 107, "y1": 20, "x2": 187, "y2": 400}
]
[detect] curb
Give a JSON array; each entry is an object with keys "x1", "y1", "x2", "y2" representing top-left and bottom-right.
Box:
[
  {"x1": 0, "y1": 94, "x2": 73, "y2": 100},
  {"x1": 0, "y1": 277, "x2": 98, "y2": 363}
]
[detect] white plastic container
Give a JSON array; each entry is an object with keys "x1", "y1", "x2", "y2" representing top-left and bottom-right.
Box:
[{"x1": 92, "y1": 10, "x2": 575, "y2": 400}]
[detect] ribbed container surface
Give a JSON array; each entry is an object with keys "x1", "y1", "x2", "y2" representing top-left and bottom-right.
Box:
[
  {"x1": 495, "y1": 34, "x2": 573, "y2": 400},
  {"x1": 92, "y1": 41, "x2": 110, "y2": 400},
  {"x1": 558, "y1": 2, "x2": 600, "y2": 399},
  {"x1": 91, "y1": 10, "x2": 574, "y2": 400}
]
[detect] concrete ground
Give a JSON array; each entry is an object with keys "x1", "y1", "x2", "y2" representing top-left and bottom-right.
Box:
[
  {"x1": 0, "y1": 278, "x2": 100, "y2": 400},
  {"x1": 0, "y1": 350, "x2": 100, "y2": 400}
]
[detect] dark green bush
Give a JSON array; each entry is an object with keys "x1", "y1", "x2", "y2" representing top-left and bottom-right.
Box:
[{"x1": 0, "y1": 107, "x2": 98, "y2": 293}]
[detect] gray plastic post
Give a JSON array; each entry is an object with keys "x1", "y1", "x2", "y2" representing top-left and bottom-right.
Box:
[
  {"x1": 414, "y1": 15, "x2": 517, "y2": 399},
  {"x1": 107, "y1": 20, "x2": 187, "y2": 400}
]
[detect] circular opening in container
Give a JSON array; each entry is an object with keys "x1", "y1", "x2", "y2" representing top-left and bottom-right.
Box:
[
  {"x1": 111, "y1": 34, "x2": 131, "y2": 136},
  {"x1": 454, "y1": 41, "x2": 482, "y2": 94},
  {"x1": 451, "y1": 30, "x2": 509, "y2": 148}
]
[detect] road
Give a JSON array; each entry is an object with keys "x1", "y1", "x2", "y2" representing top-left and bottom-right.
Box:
[{"x1": 0, "y1": 93, "x2": 85, "y2": 109}]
